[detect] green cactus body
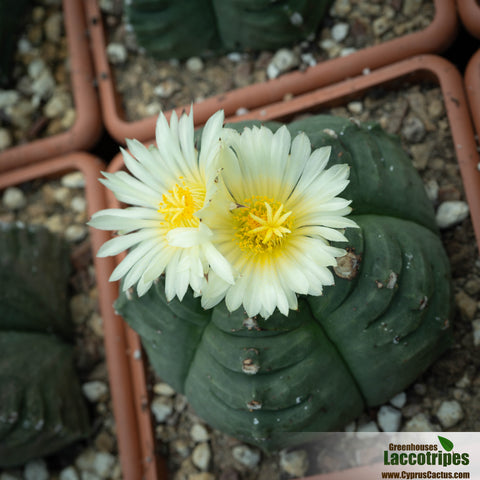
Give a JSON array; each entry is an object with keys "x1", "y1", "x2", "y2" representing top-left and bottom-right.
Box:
[
  {"x1": 212, "y1": 0, "x2": 332, "y2": 51},
  {"x1": 115, "y1": 115, "x2": 453, "y2": 450},
  {"x1": 0, "y1": 0, "x2": 30, "y2": 86},
  {"x1": 125, "y1": 0, "x2": 332, "y2": 59},
  {"x1": 125, "y1": 0, "x2": 219, "y2": 60},
  {"x1": 0, "y1": 223, "x2": 90, "y2": 467}
]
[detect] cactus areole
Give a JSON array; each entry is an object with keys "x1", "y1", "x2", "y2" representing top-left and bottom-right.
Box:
[{"x1": 115, "y1": 115, "x2": 453, "y2": 451}]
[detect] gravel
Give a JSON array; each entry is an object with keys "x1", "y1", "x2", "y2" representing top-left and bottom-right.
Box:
[{"x1": 0, "y1": 0, "x2": 75, "y2": 150}]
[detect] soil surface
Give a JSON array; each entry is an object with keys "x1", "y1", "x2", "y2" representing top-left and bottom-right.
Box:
[{"x1": 0, "y1": 0, "x2": 74, "y2": 151}]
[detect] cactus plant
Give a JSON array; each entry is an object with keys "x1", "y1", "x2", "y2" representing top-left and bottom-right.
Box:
[
  {"x1": 114, "y1": 115, "x2": 453, "y2": 450},
  {"x1": 0, "y1": 0, "x2": 30, "y2": 86},
  {"x1": 0, "y1": 222, "x2": 90, "y2": 467},
  {"x1": 124, "y1": 0, "x2": 332, "y2": 60}
]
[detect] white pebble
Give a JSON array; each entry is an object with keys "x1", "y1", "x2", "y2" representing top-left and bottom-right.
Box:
[
  {"x1": 267, "y1": 48, "x2": 299, "y2": 79},
  {"x1": 279, "y1": 449, "x2": 309, "y2": 477},
  {"x1": 319, "y1": 38, "x2": 335, "y2": 51},
  {"x1": 2, "y1": 187, "x2": 26, "y2": 210},
  {"x1": 24, "y1": 459, "x2": 49, "y2": 480},
  {"x1": 425, "y1": 179, "x2": 439, "y2": 203},
  {"x1": 18, "y1": 37, "x2": 32, "y2": 54},
  {"x1": 347, "y1": 101, "x2": 363, "y2": 114},
  {"x1": 190, "y1": 423, "x2": 210, "y2": 442},
  {"x1": 93, "y1": 452, "x2": 116, "y2": 479},
  {"x1": 389, "y1": 391, "x2": 407, "y2": 408},
  {"x1": 456, "y1": 373, "x2": 471, "y2": 388},
  {"x1": 44, "y1": 11, "x2": 63, "y2": 42},
  {"x1": 377, "y1": 405, "x2": 402, "y2": 432},
  {"x1": 227, "y1": 52, "x2": 243, "y2": 62},
  {"x1": 356, "y1": 421, "x2": 379, "y2": 438},
  {"x1": 472, "y1": 319, "x2": 480, "y2": 346},
  {"x1": 331, "y1": 22, "x2": 349, "y2": 42},
  {"x1": 31, "y1": 69, "x2": 55, "y2": 100},
  {"x1": 153, "y1": 382, "x2": 176, "y2": 396},
  {"x1": 65, "y1": 224, "x2": 88, "y2": 242},
  {"x1": 71, "y1": 196, "x2": 87, "y2": 213},
  {"x1": 0, "y1": 90, "x2": 20, "y2": 108},
  {"x1": 436, "y1": 400, "x2": 463, "y2": 428},
  {"x1": 28, "y1": 58, "x2": 46, "y2": 79},
  {"x1": 153, "y1": 79, "x2": 180, "y2": 98},
  {"x1": 61, "y1": 172, "x2": 85, "y2": 188},
  {"x1": 192, "y1": 442, "x2": 211, "y2": 471},
  {"x1": 75, "y1": 449, "x2": 96, "y2": 472},
  {"x1": 0, "y1": 128, "x2": 12, "y2": 151},
  {"x1": 151, "y1": 397, "x2": 173, "y2": 422},
  {"x1": 43, "y1": 91, "x2": 71, "y2": 119},
  {"x1": 289, "y1": 12, "x2": 303, "y2": 26},
  {"x1": 185, "y1": 56, "x2": 204, "y2": 73},
  {"x1": 59, "y1": 466, "x2": 80, "y2": 480},
  {"x1": 99, "y1": 0, "x2": 116, "y2": 13},
  {"x1": 301, "y1": 52, "x2": 316, "y2": 67},
  {"x1": 232, "y1": 445, "x2": 261, "y2": 468},
  {"x1": 403, "y1": 413, "x2": 438, "y2": 432},
  {"x1": 436, "y1": 201, "x2": 469, "y2": 229},
  {"x1": 340, "y1": 47, "x2": 357, "y2": 57},
  {"x1": 82, "y1": 381, "x2": 108, "y2": 402},
  {"x1": 107, "y1": 42, "x2": 128, "y2": 64}
]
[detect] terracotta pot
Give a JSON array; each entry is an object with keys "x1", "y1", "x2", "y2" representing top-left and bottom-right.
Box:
[
  {"x1": 100, "y1": 54, "x2": 480, "y2": 480},
  {"x1": 465, "y1": 48, "x2": 480, "y2": 146},
  {"x1": 0, "y1": 153, "x2": 148, "y2": 480},
  {"x1": 0, "y1": 1, "x2": 102, "y2": 173},
  {"x1": 84, "y1": 0, "x2": 457, "y2": 145},
  {"x1": 457, "y1": 0, "x2": 480, "y2": 39}
]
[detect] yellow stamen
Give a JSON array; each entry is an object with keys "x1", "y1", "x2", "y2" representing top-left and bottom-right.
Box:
[
  {"x1": 158, "y1": 181, "x2": 205, "y2": 229},
  {"x1": 232, "y1": 196, "x2": 293, "y2": 254}
]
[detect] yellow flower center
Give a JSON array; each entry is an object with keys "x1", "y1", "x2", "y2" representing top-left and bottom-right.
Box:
[
  {"x1": 158, "y1": 180, "x2": 205, "y2": 229},
  {"x1": 233, "y1": 196, "x2": 293, "y2": 254}
]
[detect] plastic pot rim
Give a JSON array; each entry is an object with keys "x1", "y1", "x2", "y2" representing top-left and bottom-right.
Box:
[{"x1": 457, "y1": 0, "x2": 480, "y2": 39}]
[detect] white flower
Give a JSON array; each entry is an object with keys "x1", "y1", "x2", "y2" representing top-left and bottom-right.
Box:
[
  {"x1": 199, "y1": 124, "x2": 358, "y2": 318},
  {"x1": 88, "y1": 109, "x2": 234, "y2": 300}
]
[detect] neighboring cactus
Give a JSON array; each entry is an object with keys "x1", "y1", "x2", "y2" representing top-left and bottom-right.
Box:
[
  {"x1": 124, "y1": 0, "x2": 332, "y2": 59},
  {"x1": 0, "y1": 0, "x2": 30, "y2": 86},
  {"x1": 115, "y1": 115, "x2": 453, "y2": 451},
  {"x1": 212, "y1": 0, "x2": 332, "y2": 51},
  {"x1": 124, "y1": 0, "x2": 219, "y2": 60},
  {"x1": 0, "y1": 222, "x2": 90, "y2": 467}
]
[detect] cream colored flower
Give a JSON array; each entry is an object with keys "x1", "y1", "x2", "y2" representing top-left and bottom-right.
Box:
[
  {"x1": 199, "y1": 124, "x2": 358, "y2": 318},
  {"x1": 88, "y1": 110, "x2": 234, "y2": 300}
]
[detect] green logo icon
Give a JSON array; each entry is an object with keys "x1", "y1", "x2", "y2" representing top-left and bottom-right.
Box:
[{"x1": 438, "y1": 436, "x2": 454, "y2": 452}]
